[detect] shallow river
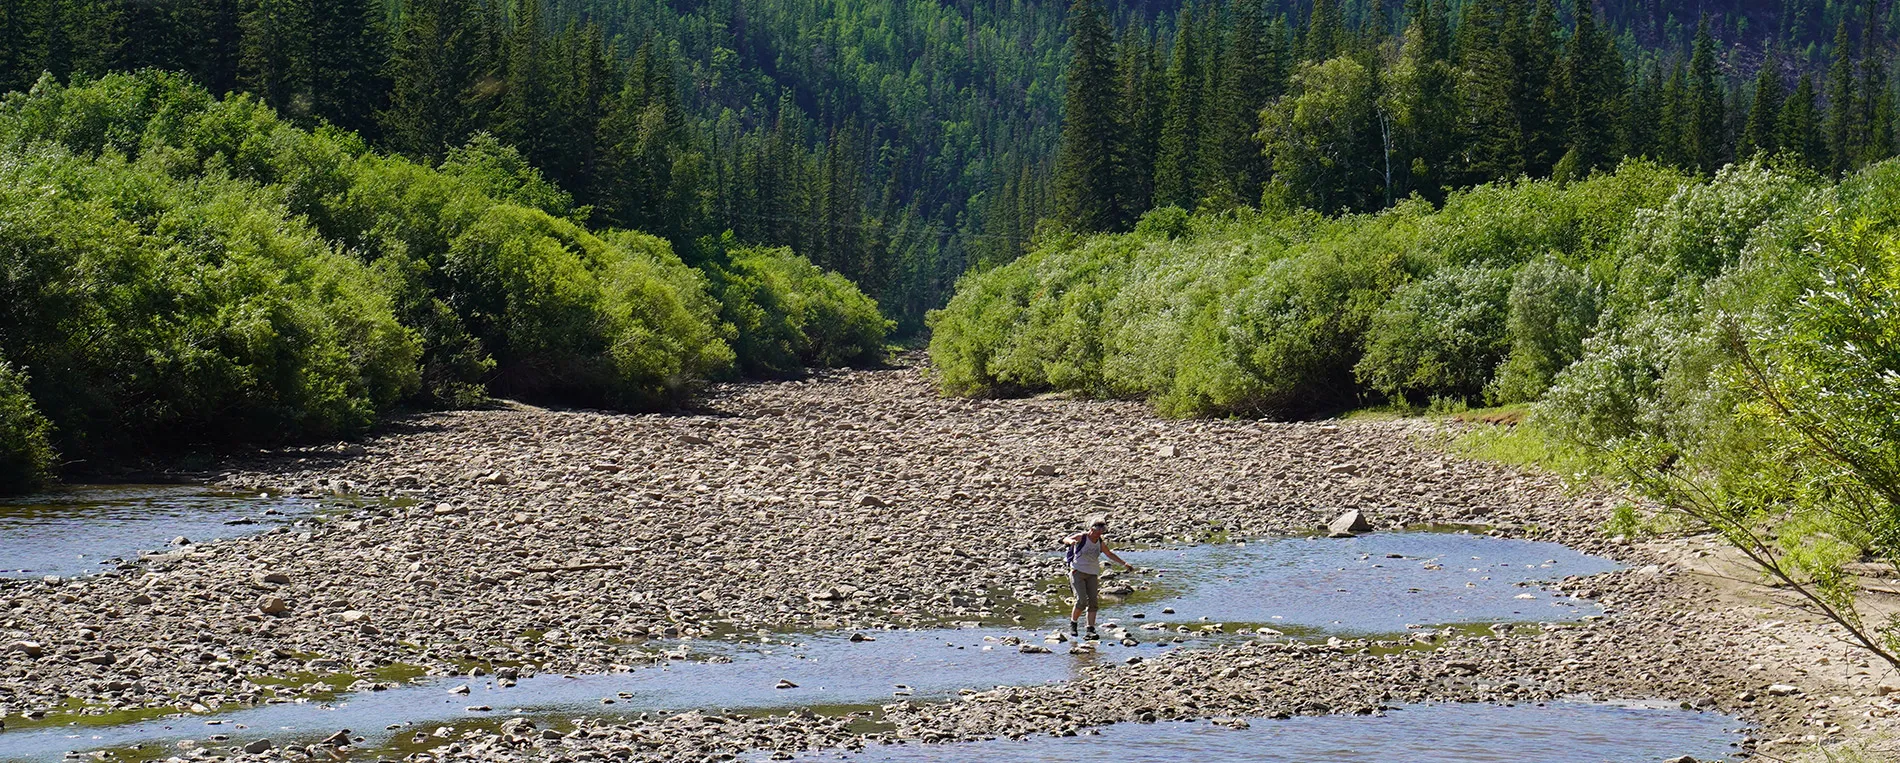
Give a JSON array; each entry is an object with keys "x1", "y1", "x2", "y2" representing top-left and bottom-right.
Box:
[
  {"x1": 0, "y1": 485, "x2": 335, "y2": 579},
  {"x1": 0, "y1": 518, "x2": 1737, "y2": 763}
]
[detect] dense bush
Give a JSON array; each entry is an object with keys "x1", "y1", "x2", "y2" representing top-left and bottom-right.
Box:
[
  {"x1": 0, "y1": 363, "x2": 55, "y2": 492},
  {"x1": 1356, "y1": 266, "x2": 1510, "y2": 403},
  {"x1": 0, "y1": 141, "x2": 420, "y2": 459},
  {"x1": 711, "y1": 246, "x2": 893, "y2": 377},
  {"x1": 1486, "y1": 256, "x2": 1600, "y2": 404},
  {"x1": 0, "y1": 72, "x2": 887, "y2": 488},
  {"x1": 930, "y1": 163, "x2": 1685, "y2": 416}
]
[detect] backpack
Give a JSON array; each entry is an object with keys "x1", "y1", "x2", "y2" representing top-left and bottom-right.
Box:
[{"x1": 1063, "y1": 533, "x2": 1090, "y2": 565}]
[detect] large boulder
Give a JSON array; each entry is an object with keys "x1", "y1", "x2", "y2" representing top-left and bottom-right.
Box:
[{"x1": 1327, "y1": 510, "x2": 1372, "y2": 537}]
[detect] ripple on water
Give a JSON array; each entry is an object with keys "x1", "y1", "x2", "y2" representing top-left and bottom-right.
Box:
[
  {"x1": 782, "y1": 702, "x2": 1746, "y2": 763},
  {"x1": 1107, "y1": 531, "x2": 1620, "y2": 633},
  {"x1": 0, "y1": 485, "x2": 334, "y2": 578}
]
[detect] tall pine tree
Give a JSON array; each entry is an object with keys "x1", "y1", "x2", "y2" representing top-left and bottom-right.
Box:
[
  {"x1": 1454, "y1": 0, "x2": 1523, "y2": 182},
  {"x1": 238, "y1": 0, "x2": 314, "y2": 117},
  {"x1": 1685, "y1": 17, "x2": 1726, "y2": 173},
  {"x1": 310, "y1": 0, "x2": 389, "y2": 137},
  {"x1": 1825, "y1": 19, "x2": 1858, "y2": 174},
  {"x1": 1153, "y1": 6, "x2": 1206, "y2": 209},
  {"x1": 1559, "y1": 0, "x2": 1622, "y2": 174},
  {"x1": 1779, "y1": 73, "x2": 1825, "y2": 170},
  {"x1": 1739, "y1": 48, "x2": 1783, "y2": 158},
  {"x1": 1054, "y1": 0, "x2": 1124, "y2": 232},
  {"x1": 382, "y1": 0, "x2": 487, "y2": 159}
]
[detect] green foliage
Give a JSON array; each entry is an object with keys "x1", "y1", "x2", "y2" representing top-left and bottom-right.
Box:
[
  {"x1": 1259, "y1": 56, "x2": 1382, "y2": 214},
  {"x1": 439, "y1": 206, "x2": 730, "y2": 407},
  {"x1": 711, "y1": 245, "x2": 892, "y2": 377},
  {"x1": 438, "y1": 133, "x2": 579, "y2": 221},
  {"x1": 932, "y1": 161, "x2": 1683, "y2": 417},
  {"x1": 1488, "y1": 255, "x2": 1599, "y2": 404},
  {"x1": 1356, "y1": 266, "x2": 1510, "y2": 402},
  {"x1": 0, "y1": 70, "x2": 887, "y2": 483},
  {"x1": 0, "y1": 363, "x2": 55, "y2": 493},
  {"x1": 1479, "y1": 159, "x2": 1900, "y2": 670},
  {"x1": 0, "y1": 137, "x2": 420, "y2": 460},
  {"x1": 1449, "y1": 419, "x2": 1602, "y2": 480}
]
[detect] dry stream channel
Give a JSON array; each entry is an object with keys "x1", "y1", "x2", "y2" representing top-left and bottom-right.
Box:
[{"x1": 1, "y1": 487, "x2": 1746, "y2": 762}]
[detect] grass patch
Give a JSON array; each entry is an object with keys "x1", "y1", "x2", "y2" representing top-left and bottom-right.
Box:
[
  {"x1": 1448, "y1": 419, "x2": 1599, "y2": 480},
  {"x1": 1340, "y1": 405, "x2": 1413, "y2": 422},
  {"x1": 1450, "y1": 403, "x2": 1532, "y2": 425}
]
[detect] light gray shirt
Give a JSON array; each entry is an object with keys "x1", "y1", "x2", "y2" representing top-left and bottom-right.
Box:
[{"x1": 1071, "y1": 534, "x2": 1103, "y2": 575}]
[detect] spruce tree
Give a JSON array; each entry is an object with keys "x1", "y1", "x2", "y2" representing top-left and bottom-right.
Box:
[
  {"x1": 1560, "y1": 0, "x2": 1621, "y2": 173},
  {"x1": 1453, "y1": 0, "x2": 1522, "y2": 183},
  {"x1": 1779, "y1": 73, "x2": 1825, "y2": 170},
  {"x1": 1657, "y1": 63, "x2": 1689, "y2": 167},
  {"x1": 238, "y1": 0, "x2": 314, "y2": 117},
  {"x1": 544, "y1": 23, "x2": 612, "y2": 195},
  {"x1": 110, "y1": 0, "x2": 187, "y2": 72},
  {"x1": 190, "y1": 0, "x2": 244, "y2": 95},
  {"x1": 1117, "y1": 28, "x2": 1165, "y2": 216},
  {"x1": 1685, "y1": 17, "x2": 1726, "y2": 173},
  {"x1": 381, "y1": 0, "x2": 487, "y2": 159},
  {"x1": 1387, "y1": 0, "x2": 1458, "y2": 200},
  {"x1": 1200, "y1": 0, "x2": 1271, "y2": 209},
  {"x1": 1825, "y1": 19, "x2": 1857, "y2": 174},
  {"x1": 596, "y1": 39, "x2": 700, "y2": 246},
  {"x1": 45, "y1": 0, "x2": 116, "y2": 81},
  {"x1": 1738, "y1": 49, "x2": 1783, "y2": 158},
  {"x1": 497, "y1": 0, "x2": 550, "y2": 163},
  {"x1": 1857, "y1": 5, "x2": 1893, "y2": 164},
  {"x1": 1054, "y1": 0, "x2": 1123, "y2": 232},
  {"x1": 1620, "y1": 63, "x2": 1662, "y2": 160},
  {"x1": 1512, "y1": 0, "x2": 1562, "y2": 175},
  {"x1": 1304, "y1": 0, "x2": 1341, "y2": 62},
  {"x1": 0, "y1": 0, "x2": 47, "y2": 92},
  {"x1": 310, "y1": 0, "x2": 389, "y2": 137},
  {"x1": 1153, "y1": 7, "x2": 1205, "y2": 209}
]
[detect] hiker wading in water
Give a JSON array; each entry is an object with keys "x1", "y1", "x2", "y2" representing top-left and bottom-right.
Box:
[{"x1": 1064, "y1": 517, "x2": 1133, "y2": 639}]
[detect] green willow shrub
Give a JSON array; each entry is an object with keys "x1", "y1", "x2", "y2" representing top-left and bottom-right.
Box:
[
  {"x1": 1539, "y1": 162, "x2": 1822, "y2": 446},
  {"x1": 927, "y1": 226, "x2": 1131, "y2": 396},
  {"x1": 931, "y1": 204, "x2": 1403, "y2": 416},
  {"x1": 0, "y1": 71, "x2": 903, "y2": 488},
  {"x1": 7, "y1": 73, "x2": 891, "y2": 415},
  {"x1": 0, "y1": 142, "x2": 420, "y2": 459},
  {"x1": 442, "y1": 206, "x2": 733, "y2": 407},
  {"x1": 1409, "y1": 162, "x2": 1687, "y2": 273},
  {"x1": 1488, "y1": 255, "x2": 1600, "y2": 404},
  {"x1": 438, "y1": 134, "x2": 581, "y2": 221},
  {"x1": 1356, "y1": 266, "x2": 1511, "y2": 403},
  {"x1": 714, "y1": 246, "x2": 892, "y2": 377},
  {"x1": 0, "y1": 363, "x2": 55, "y2": 492},
  {"x1": 1760, "y1": 224, "x2": 1900, "y2": 558}
]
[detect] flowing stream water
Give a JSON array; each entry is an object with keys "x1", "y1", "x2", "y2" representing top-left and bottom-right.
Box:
[
  {"x1": 0, "y1": 505, "x2": 1742, "y2": 762},
  {"x1": 0, "y1": 485, "x2": 340, "y2": 579}
]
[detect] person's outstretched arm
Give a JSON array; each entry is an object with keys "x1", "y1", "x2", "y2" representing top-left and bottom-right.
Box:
[{"x1": 1102, "y1": 543, "x2": 1134, "y2": 571}]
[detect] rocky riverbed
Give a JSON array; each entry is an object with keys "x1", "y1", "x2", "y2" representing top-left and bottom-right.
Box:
[{"x1": 5, "y1": 360, "x2": 1898, "y2": 761}]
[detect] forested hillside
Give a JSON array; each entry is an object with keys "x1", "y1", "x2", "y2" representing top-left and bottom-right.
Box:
[
  {"x1": 9, "y1": 0, "x2": 1898, "y2": 328},
  {"x1": 1054, "y1": 0, "x2": 1900, "y2": 228},
  {"x1": 2, "y1": 0, "x2": 1088, "y2": 330}
]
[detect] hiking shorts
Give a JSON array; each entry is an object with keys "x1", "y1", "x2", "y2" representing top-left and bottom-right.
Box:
[{"x1": 1070, "y1": 569, "x2": 1101, "y2": 613}]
